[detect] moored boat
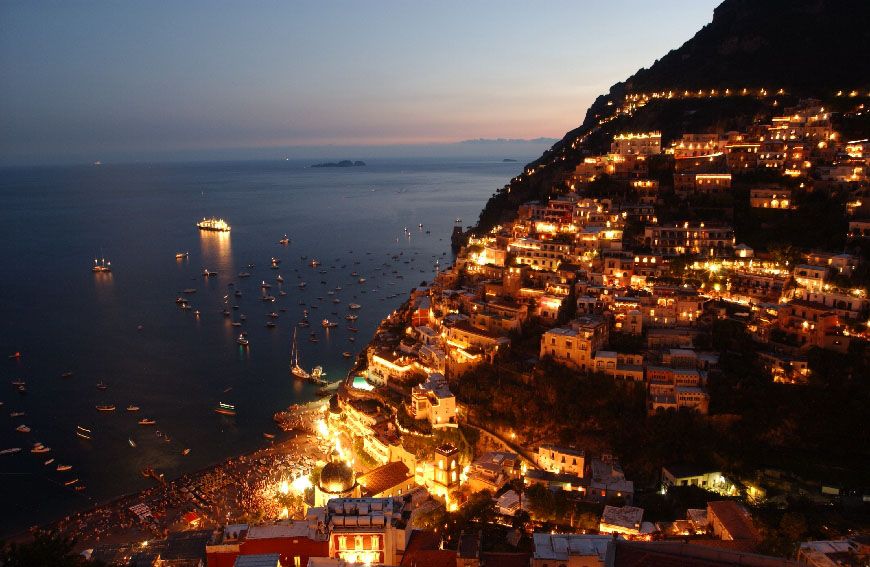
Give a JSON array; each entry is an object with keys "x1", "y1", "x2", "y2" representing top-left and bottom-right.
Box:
[
  {"x1": 95, "y1": 405, "x2": 116, "y2": 412},
  {"x1": 197, "y1": 217, "x2": 231, "y2": 232},
  {"x1": 138, "y1": 418, "x2": 156, "y2": 426},
  {"x1": 214, "y1": 402, "x2": 236, "y2": 416}
]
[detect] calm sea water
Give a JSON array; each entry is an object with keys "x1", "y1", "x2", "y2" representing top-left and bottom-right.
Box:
[{"x1": 0, "y1": 157, "x2": 525, "y2": 535}]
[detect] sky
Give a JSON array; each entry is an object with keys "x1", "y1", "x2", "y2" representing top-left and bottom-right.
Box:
[{"x1": 0, "y1": 0, "x2": 722, "y2": 165}]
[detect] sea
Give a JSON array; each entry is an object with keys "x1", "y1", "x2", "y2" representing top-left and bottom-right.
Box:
[{"x1": 0, "y1": 156, "x2": 528, "y2": 536}]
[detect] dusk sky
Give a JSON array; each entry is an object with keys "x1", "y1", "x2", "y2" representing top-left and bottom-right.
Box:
[{"x1": 0, "y1": 1, "x2": 722, "y2": 165}]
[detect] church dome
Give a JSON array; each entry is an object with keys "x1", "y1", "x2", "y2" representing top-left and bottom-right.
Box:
[{"x1": 319, "y1": 450, "x2": 355, "y2": 494}]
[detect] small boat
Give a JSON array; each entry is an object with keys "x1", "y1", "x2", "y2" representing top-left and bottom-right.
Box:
[
  {"x1": 269, "y1": 312, "x2": 279, "y2": 319},
  {"x1": 240, "y1": 314, "x2": 247, "y2": 320},
  {"x1": 17, "y1": 385, "x2": 26, "y2": 394},
  {"x1": 342, "y1": 351, "x2": 352, "y2": 358},
  {"x1": 310, "y1": 366, "x2": 326, "y2": 383},
  {"x1": 95, "y1": 405, "x2": 115, "y2": 412},
  {"x1": 61, "y1": 371, "x2": 74, "y2": 379},
  {"x1": 358, "y1": 278, "x2": 366, "y2": 283},
  {"x1": 237, "y1": 334, "x2": 250, "y2": 346},
  {"x1": 349, "y1": 303, "x2": 361, "y2": 310},
  {"x1": 183, "y1": 288, "x2": 197, "y2": 294},
  {"x1": 263, "y1": 432, "x2": 275, "y2": 439},
  {"x1": 44, "y1": 458, "x2": 55, "y2": 465},
  {"x1": 279, "y1": 290, "x2": 287, "y2": 296},
  {"x1": 261, "y1": 281, "x2": 272, "y2": 289},
  {"x1": 309, "y1": 259, "x2": 321, "y2": 267},
  {"x1": 15, "y1": 424, "x2": 30, "y2": 433},
  {"x1": 138, "y1": 418, "x2": 156, "y2": 426},
  {"x1": 321, "y1": 319, "x2": 337, "y2": 328},
  {"x1": 279, "y1": 235, "x2": 290, "y2": 245},
  {"x1": 182, "y1": 448, "x2": 191, "y2": 455},
  {"x1": 261, "y1": 295, "x2": 276, "y2": 302},
  {"x1": 10, "y1": 411, "x2": 25, "y2": 417},
  {"x1": 175, "y1": 252, "x2": 189, "y2": 259},
  {"x1": 202, "y1": 268, "x2": 217, "y2": 277},
  {"x1": 11, "y1": 379, "x2": 25, "y2": 386},
  {"x1": 0, "y1": 448, "x2": 22, "y2": 456},
  {"x1": 345, "y1": 314, "x2": 358, "y2": 321},
  {"x1": 75, "y1": 485, "x2": 86, "y2": 492},
  {"x1": 76, "y1": 425, "x2": 91, "y2": 434},
  {"x1": 96, "y1": 381, "x2": 109, "y2": 391},
  {"x1": 31, "y1": 443, "x2": 50, "y2": 454},
  {"x1": 266, "y1": 321, "x2": 277, "y2": 328},
  {"x1": 64, "y1": 478, "x2": 79, "y2": 486},
  {"x1": 232, "y1": 321, "x2": 242, "y2": 327},
  {"x1": 238, "y1": 271, "x2": 251, "y2": 278},
  {"x1": 76, "y1": 430, "x2": 91, "y2": 440},
  {"x1": 234, "y1": 290, "x2": 242, "y2": 297},
  {"x1": 276, "y1": 275, "x2": 284, "y2": 283},
  {"x1": 128, "y1": 438, "x2": 137, "y2": 448},
  {"x1": 215, "y1": 402, "x2": 236, "y2": 416},
  {"x1": 126, "y1": 405, "x2": 140, "y2": 412},
  {"x1": 56, "y1": 464, "x2": 72, "y2": 471},
  {"x1": 8, "y1": 351, "x2": 22, "y2": 359},
  {"x1": 92, "y1": 257, "x2": 111, "y2": 273},
  {"x1": 347, "y1": 326, "x2": 359, "y2": 333}
]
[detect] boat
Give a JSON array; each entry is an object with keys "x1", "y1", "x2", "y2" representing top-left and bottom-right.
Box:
[
  {"x1": 309, "y1": 259, "x2": 320, "y2": 267},
  {"x1": 349, "y1": 303, "x2": 361, "y2": 309},
  {"x1": 182, "y1": 448, "x2": 191, "y2": 456},
  {"x1": 237, "y1": 334, "x2": 249, "y2": 346},
  {"x1": 266, "y1": 321, "x2": 277, "y2": 328},
  {"x1": 76, "y1": 430, "x2": 91, "y2": 440},
  {"x1": 44, "y1": 458, "x2": 54, "y2": 465},
  {"x1": 235, "y1": 290, "x2": 242, "y2": 297},
  {"x1": 63, "y1": 478, "x2": 79, "y2": 486},
  {"x1": 298, "y1": 281, "x2": 307, "y2": 288},
  {"x1": 15, "y1": 424, "x2": 30, "y2": 433},
  {"x1": 276, "y1": 275, "x2": 284, "y2": 283},
  {"x1": 10, "y1": 411, "x2": 25, "y2": 417},
  {"x1": 263, "y1": 432, "x2": 275, "y2": 439},
  {"x1": 126, "y1": 404, "x2": 140, "y2": 412},
  {"x1": 175, "y1": 251, "x2": 189, "y2": 259},
  {"x1": 92, "y1": 257, "x2": 111, "y2": 273},
  {"x1": 76, "y1": 425, "x2": 91, "y2": 434},
  {"x1": 138, "y1": 418, "x2": 156, "y2": 426},
  {"x1": 75, "y1": 485, "x2": 86, "y2": 492},
  {"x1": 310, "y1": 366, "x2": 326, "y2": 384},
  {"x1": 183, "y1": 288, "x2": 197, "y2": 294},
  {"x1": 17, "y1": 385, "x2": 26, "y2": 394},
  {"x1": 96, "y1": 381, "x2": 108, "y2": 390},
  {"x1": 261, "y1": 281, "x2": 272, "y2": 289},
  {"x1": 31, "y1": 443, "x2": 50, "y2": 454},
  {"x1": 345, "y1": 314, "x2": 358, "y2": 321},
  {"x1": 238, "y1": 271, "x2": 251, "y2": 278},
  {"x1": 56, "y1": 464, "x2": 72, "y2": 471},
  {"x1": 358, "y1": 277, "x2": 366, "y2": 283},
  {"x1": 342, "y1": 351, "x2": 352, "y2": 358},
  {"x1": 215, "y1": 402, "x2": 236, "y2": 416},
  {"x1": 95, "y1": 405, "x2": 115, "y2": 412},
  {"x1": 128, "y1": 438, "x2": 137, "y2": 448},
  {"x1": 261, "y1": 295, "x2": 276, "y2": 302},
  {"x1": 11, "y1": 379, "x2": 25, "y2": 386},
  {"x1": 203, "y1": 268, "x2": 217, "y2": 277},
  {"x1": 0, "y1": 448, "x2": 21, "y2": 456},
  {"x1": 321, "y1": 319, "x2": 337, "y2": 328},
  {"x1": 232, "y1": 321, "x2": 242, "y2": 327},
  {"x1": 290, "y1": 329, "x2": 310, "y2": 379},
  {"x1": 197, "y1": 217, "x2": 231, "y2": 232},
  {"x1": 61, "y1": 371, "x2": 73, "y2": 379},
  {"x1": 279, "y1": 235, "x2": 290, "y2": 245}
]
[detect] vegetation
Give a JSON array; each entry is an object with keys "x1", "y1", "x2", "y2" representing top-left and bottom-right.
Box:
[{"x1": 0, "y1": 533, "x2": 101, "y2": 567}]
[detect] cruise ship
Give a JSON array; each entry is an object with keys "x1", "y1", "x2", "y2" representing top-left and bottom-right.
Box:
[{"x1": 197, "y1": 217, "x2": 231, "y2": 232}]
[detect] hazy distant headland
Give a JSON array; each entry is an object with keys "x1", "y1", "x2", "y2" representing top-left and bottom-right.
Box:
[{"x1": 310, "y1": 159, "x2": 366, "y2": 168}]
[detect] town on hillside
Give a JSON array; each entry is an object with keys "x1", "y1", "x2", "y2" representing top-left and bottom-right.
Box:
[{"x1": 58, "y1": 91, "x2": 870, "y2": 567}]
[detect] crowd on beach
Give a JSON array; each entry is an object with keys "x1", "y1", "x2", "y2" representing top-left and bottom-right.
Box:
[{"x1": 29, "y1": 402, "x2": 333, "y2": 550}]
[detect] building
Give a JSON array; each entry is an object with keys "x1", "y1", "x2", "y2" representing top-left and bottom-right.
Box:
[
  {"x1": 750, "y1": 187, "x2": 795, "y2": 209},
  {"x1": 416, "y1": 443, "x2": 460, "y2": 504},
  {"x1": 611, "y1": 132, "x2": 662, "y2": 156},
  {"x1": 661, "y1": 465, "x2": 735, "y2": 495},
  {"x1": 314, "y1": 451, "x2": 359, "y2": 507},
  {"x1": 323, "y1": 498, "x2": 406, "y2": 566},
  {"x1": 643, "y1": 223, "x2": 734, "y2": 257},
  {"x1": 540, "y1": 316, "x2": 609, "y2": 371},
  {"x1": 798, "y1": 539, "x2": 869, "y2": 567},
  {"x1": 531, "y1": 533, "x2": 612, "y2": 567},
  {"x1": 536, "y1": 445, "x2": 585, "y2": 477},
  {"x1": 206, "y1": 519, "x2": 329, "y2": 567},
  {"x1": 234, "y1": 554, "x2": 282, "y2": 567},
  {"x1": 409, "y1": 373, "x2": 458, "y2": 429},
  {"x1": 599, "y1": 505, "x2": 654, "y2": 537},
  {"x1": 356, "y1": 461, "x2": 416, "y2": 499},
  {"x1": 707, "y1": 501, "x2": 761, "y2": 547}
]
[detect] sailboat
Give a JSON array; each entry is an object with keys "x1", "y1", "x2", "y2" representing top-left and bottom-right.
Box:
[{"x1": 290, "y1": 328, "x2": 310, "y2": 380}]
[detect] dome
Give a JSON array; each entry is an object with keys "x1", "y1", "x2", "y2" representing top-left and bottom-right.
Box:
[{"x1": 319, "y1": 450, "x2": 355, "y2": 494}]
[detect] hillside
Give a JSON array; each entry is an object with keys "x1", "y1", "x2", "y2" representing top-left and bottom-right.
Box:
[{"x1": 474, "y1": 0, "x2": 870, "y2": 234}]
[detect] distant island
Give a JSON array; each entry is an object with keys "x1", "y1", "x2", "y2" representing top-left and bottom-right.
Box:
[
  {"x1": 502, "y1": 158, "x2": 517, "y2": 162},
  {"x1": 310, "y1": 160, "x2": 366, "y2": 168}
]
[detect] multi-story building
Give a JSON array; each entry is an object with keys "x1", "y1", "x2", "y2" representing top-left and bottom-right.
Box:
[
  {"x1": 409, "y1": 373, "x2": 457, "y2": 429},
  {"x1": 536, "y1": 445, "x2": 585, "y2": 477},
  {"x1": 323, "y1": 498, "x2": 406, "y2": 566},
  {"x1": 750, "y1": 187, "x2": 795, "y2": 209},
  {"x1": 540, "y1": 316, "x2": 610, "y2": 371},
  {"x1": 611, "y1": 132, "x2": 662, "y2": 156},
  {"x1": 643, "y1": 222, "x2": 734, "y2": 257}
]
